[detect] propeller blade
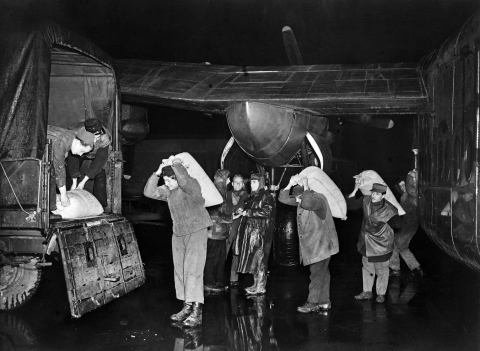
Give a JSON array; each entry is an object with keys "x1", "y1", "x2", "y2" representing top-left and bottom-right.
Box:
[
  {"x1": 282, "y1": 26, "x2": 303, "y2": 65},
  {"x1": 345, "y1": 115, "x2": 394, "y2": 129},
  {"x1": 368, "y1": 118, "x2": 394, "y2": 129}
]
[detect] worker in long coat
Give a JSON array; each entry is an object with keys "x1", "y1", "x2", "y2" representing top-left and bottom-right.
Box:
[
  {"x1": 279, "y1": 176, "x2": 339, "y2": 313},
  {"x1": 225, "y1": 174, "x2": 249, "y2": 287},
  {"x1": 347, "y1": 183, "x2": 398, "y2": 303},
  {"x1": 234, "y1": 172, "x2": 275, "y2": 295}
]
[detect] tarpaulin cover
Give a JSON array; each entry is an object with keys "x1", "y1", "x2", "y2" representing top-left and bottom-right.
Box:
[{"x1": 0, "y1": 18, "x2": 115, "y2": 159}]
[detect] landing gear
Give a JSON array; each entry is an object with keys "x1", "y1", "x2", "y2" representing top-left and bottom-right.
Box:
[
  {"x1": 306, "y1": 135, "x2": 332, "y2": 173},
  {"x1": 294, "y1": 134, "x2": 332, "y2": 173},
  {"x1": 0, "y1": 256, "x2": 42, "y2": 310}
]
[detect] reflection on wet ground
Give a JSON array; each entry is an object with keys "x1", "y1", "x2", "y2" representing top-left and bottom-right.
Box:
[{"x1": 2, "y1": 214, "x2": 480, "y2": 351}]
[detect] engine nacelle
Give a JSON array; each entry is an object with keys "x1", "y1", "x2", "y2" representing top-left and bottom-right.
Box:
[
  {"x1": 120, "y1": 104, "x2": 149, "y2": 145},
  {"x1": 226, "y1": 101, "x2": 329, "y2": 167}
]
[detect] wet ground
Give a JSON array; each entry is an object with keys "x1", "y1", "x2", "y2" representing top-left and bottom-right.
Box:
[{"x1": 2, "y1": 213, "x2": 480, "y2": 351}]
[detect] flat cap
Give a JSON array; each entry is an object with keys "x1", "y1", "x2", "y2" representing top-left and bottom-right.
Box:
[
  {"x1": 371, "y1": 183, "x2": 387, "y2": 194},
  {"x1": 85, "y1": 118, "x2": 103, "y2": 134}
]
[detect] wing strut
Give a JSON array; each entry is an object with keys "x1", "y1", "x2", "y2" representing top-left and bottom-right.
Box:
[
  {"x1": 221, "y1": 136, "x2": 236, "y2": 169},
  {"x1": 306, "y1": 132, "x2": 324, "y2": 170}
]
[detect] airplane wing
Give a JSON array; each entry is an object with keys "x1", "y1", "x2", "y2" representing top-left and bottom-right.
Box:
[{"x1": 116, "y1": 59, "x2": 427, "y2": 115}]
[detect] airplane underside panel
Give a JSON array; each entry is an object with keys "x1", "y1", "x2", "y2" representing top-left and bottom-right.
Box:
[{"x1": 116, "y1": 60, "x2": 427, "y2": 115}]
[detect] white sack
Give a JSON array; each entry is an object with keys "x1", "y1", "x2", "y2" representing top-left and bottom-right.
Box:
[
  {"x1": 174, "y1": 152, "x2": 223, "y2": 207},
  {"x1": 298, "y1": 166, "x2": 347, "y2": 219},
  {"x1": 53, "y1": 189, "x2": 104, "y2": 219},
  {"x1": 354, "y1": 170, "x2": 405, "y2": 216}
]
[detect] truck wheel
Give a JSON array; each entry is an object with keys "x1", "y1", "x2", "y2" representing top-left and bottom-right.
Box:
[
  {"x1": 0, "y1": 256, "x2": 41, "y2": 310},
  {"x1": 0, "y1": 313, "x2": 37, "y2": 349}
]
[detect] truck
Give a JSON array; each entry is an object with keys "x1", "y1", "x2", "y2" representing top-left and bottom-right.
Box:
[{"x1": 0, "y1": 21, "x2": 145, "y2": 317}]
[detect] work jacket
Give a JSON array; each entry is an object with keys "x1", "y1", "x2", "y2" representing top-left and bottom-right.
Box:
[
  {"x1": 279, "y1": 189, "x2": 339, "y2": 265},
  {"x1": 225, "y1": 190, "x2": 249, "y2": 217},
  {"x1": 47, "y1": 125, "x2": 76, "y2": 188},
  {"x1": 393, "y1": 192, "x2": 419, "y2": 249},
  {"x1": 347, "y1": 195, "x2": 398, "y2": 260},
  {"x1": 67, "y1": 122, "x2": 112, "y2": 180},
  {"x1": 143, "y1": 160, "x2": 212, "y2": 236}
]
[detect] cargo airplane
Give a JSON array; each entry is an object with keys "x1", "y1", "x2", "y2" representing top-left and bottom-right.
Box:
[{"x1": 115, "y1": 11, "x2": 480, "y2": 272}]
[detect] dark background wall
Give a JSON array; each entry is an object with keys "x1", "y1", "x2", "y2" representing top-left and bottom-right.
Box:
[
  {"x1": 3, "y1": 0, "x2": 472, "y2": 195},
  {"x1": 5, "y1": 0, "x2": 476, "y2": 65},
  {"x1": 123, "y1": 104, "x2": 415, "y2": 197}
]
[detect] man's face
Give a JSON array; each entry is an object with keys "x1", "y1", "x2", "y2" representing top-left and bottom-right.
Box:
[
  {"x1": 95, "y1": 134, "x2": 111, "y2": 148},
  {"x1": 371, "y1": 191, "x2": 384, "y2": 203},
  {"x1": 71, "y1": 139, "x2": 93, "y2": 156},
  {"x1": 233, "y1": 177, "x2": 244, "y2": 191},
  {"x1": 295, "y1": 195, "x2": 302, "y2": 204},
  {"x1": 250, "y1": 180, "x2": 260, "y2": 192},
  {"x1": 163, "y1": 176, "x2": 179, "y2": 190}
]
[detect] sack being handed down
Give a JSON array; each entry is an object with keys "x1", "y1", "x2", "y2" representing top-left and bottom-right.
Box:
[
  {"x1": 353, "y1": 170, "x2": 405, "y2": 216},
  {"x1": 297, "y1": 166, "x2": 347, "y2": 220},
  {"x1": 53, "y1": 189, "x2": 104, "y2": 219},
  {"x1": 173, "y1": 152, "x2": 223, "y2": 207}
]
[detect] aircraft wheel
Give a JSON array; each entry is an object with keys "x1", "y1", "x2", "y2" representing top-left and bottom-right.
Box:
[{"x1": 0, "y1": 256, "x2": 41, "y2": 310}]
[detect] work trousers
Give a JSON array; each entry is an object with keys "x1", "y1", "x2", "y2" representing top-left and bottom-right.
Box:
[
  {"x1": 362, "y1": 256, "x2": 389, "y2": 295},
  {"x1": 230, "y1": 255, "x2": 239, "y2": 283},
  {"x1": 389, "y1": 232, "x2": 420, "y2": 271},
  {"x1": 307, "y1": 257, "x2": 331, "y2": 305},
  {"x1": 204, "y1": 238, "x2": 227, "y2": 286},
  {"x1": 172, "y1": 228, "x2": 208, "y2": 304},
  {"x1": 389, "y1": 248, "x2": 420, "y2": 271},
  {"x1": 263, "y1": 223, "x2": 274, "y2": 269},
  {"x1": 77, "y1": 160, "x2": 107, "y2": 207},
  {"x1": 226, "y1": 220, "x2": 240, "y2": 282}
]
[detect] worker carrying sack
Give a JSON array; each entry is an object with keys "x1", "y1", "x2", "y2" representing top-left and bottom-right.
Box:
[
  {"x1": 52, "y1": 189, "x2": 104, "y2": 219},
  {"x1": 297, "y1": 166, "x2": 347, "y2": 220},
  {"x1": 354, "y1": 170, "x2": 405, "y2": 216},
  {"x1": 174, "y1": 152, "x2": 223, "y2": 207}
]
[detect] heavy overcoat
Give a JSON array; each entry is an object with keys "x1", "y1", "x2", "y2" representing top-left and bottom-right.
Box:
[
  {"x1": 234, "y1": 188, "x2": 275, "y2": 274},
  {"x1": 278, "y1": 190, "x2": 339, "y2": 265},
  {"x1": 357, "y1": 196, "x2": 398, "y2": 258}
]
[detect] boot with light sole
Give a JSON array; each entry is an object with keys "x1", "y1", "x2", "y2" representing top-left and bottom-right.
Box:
[
  {"x1": 245, "y1": 275, "x2": 258, "y2": 295},
  {"x1": 182, "y1": 302, "x2": 203, "y2": 327},
  {"x1": 170, "y1": 302, "x2": 193, "y2": 321},
  {"x1": 247, "y1": 270, "x2": 267, "y2": 295}
]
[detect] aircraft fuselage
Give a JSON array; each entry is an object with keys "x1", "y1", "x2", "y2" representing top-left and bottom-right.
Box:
[{"x1": 417, "y1": 12, "x2": 479, "y2": 270}]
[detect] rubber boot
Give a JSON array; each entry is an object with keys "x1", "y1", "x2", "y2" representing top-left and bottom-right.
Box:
[
  {"x1": 245, "y1": 275, "x2": 258, "y2": 295},
  {"x1": 170, "y1": 302, "x2": 193, "y2": 321},
  {"x1": 254, "y1": 269, "x2": 267, "y2": 295},
  {"x1": 182, "y1": 302, "x2": 203, "y2": 327}
]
